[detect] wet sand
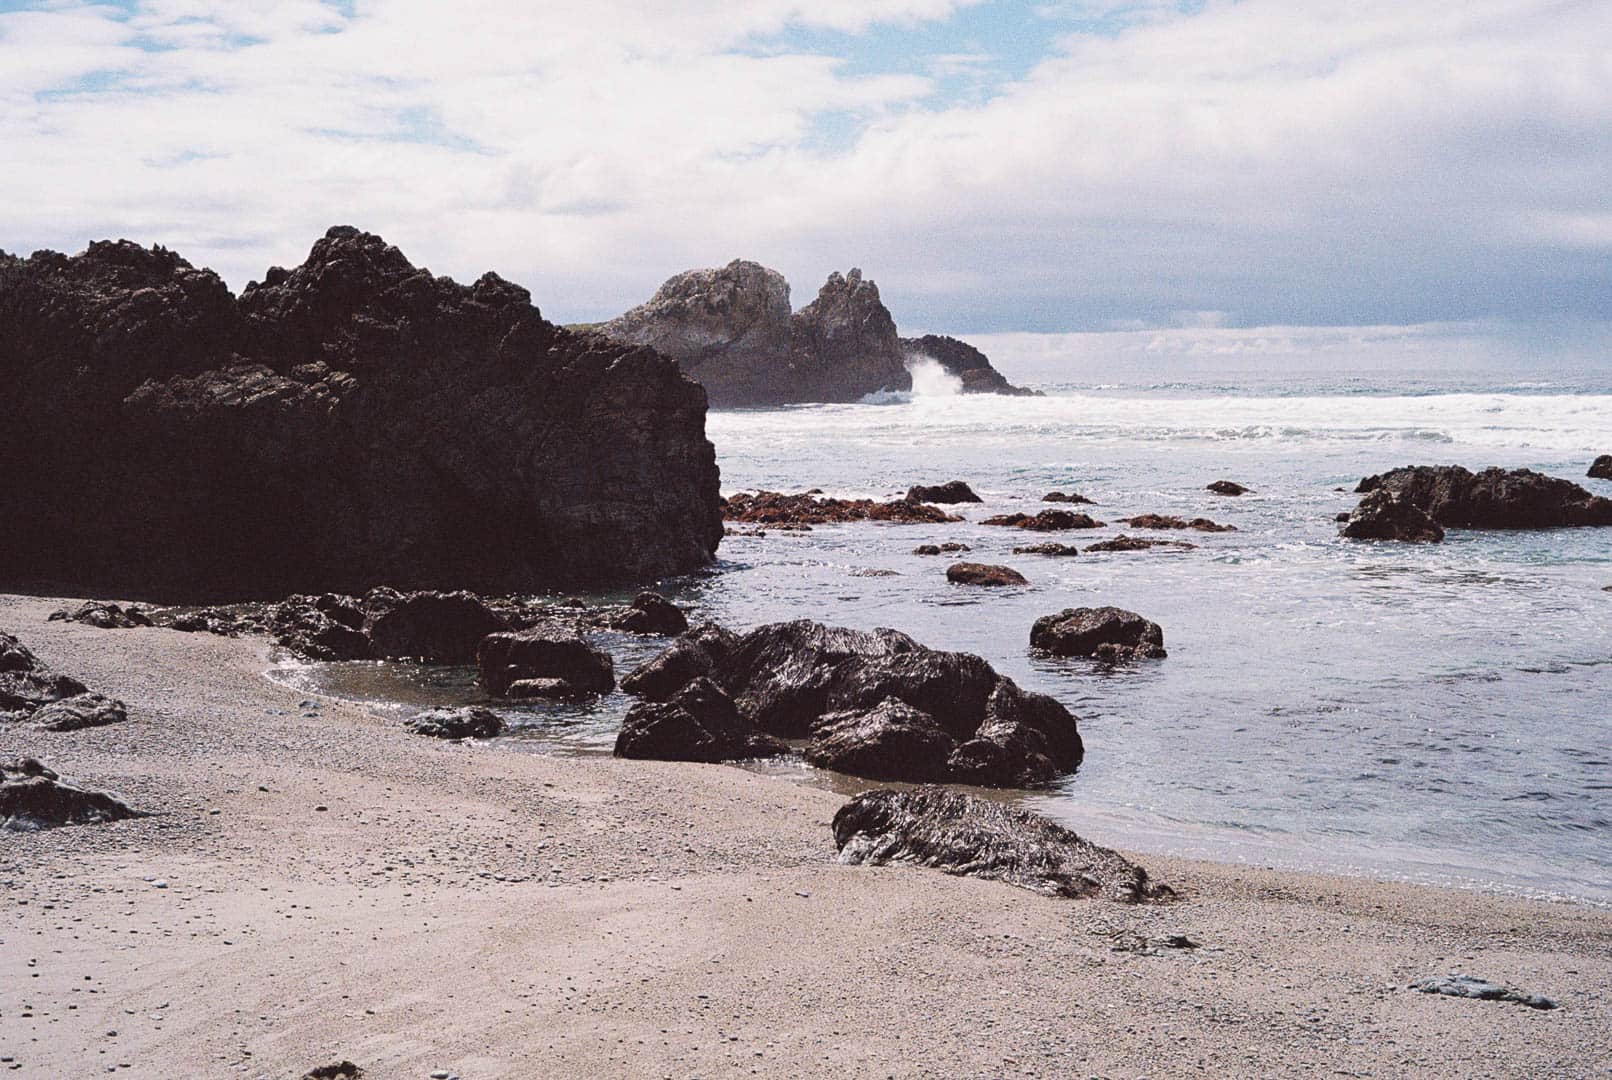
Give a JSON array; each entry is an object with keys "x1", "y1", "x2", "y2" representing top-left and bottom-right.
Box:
[{"x1": 2, "y1": 593, "x2": 1608, "y2": 1079}]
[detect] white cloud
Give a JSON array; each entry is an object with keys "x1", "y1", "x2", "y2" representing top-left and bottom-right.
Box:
[{"x1": 0, "y1": 0, "x2": 1607, "y2": 332}]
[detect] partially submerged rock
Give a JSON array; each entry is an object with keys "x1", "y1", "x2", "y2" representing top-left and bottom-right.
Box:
[
  {"x1": 1409, "y1": 974, "x2": 1556, "y2": 1010},
  {"x1": 1207, "y1": 480, "x2": 1249, "y2": 496},
  {"x1": 805, "y1": 697, "x2": 956, "y2": 781},
  {"x1": 946, "y1": 562, "x2": 1028, "y2": 587},
  {"x1": 620, "y1": 622, "x2": 740, "y2": 702},
  {"x1": 905, "y1": 480, "x2": 981, "y2": 504},
  {"x1": 832, "y1": 786, "x2": 1171, "y2": 902},
  {"x1": 1042, "y1": 491, "x2": 1093, "y2": 504},
  {"x1": 28, "y1": 693, "x2": 128, "y2": 732},
  {"x1": 1356, "y1": 465, "x2": 1612, "y2": 529},
  {"x1": 1590, "y1": 455, "x2": 1612, "y2": 481},
  {"x1": 478, "y1": 627, "x2": 614, "y2": 697},
  {"x1": 1012, "y1": 543, "x2": 1080, "y2": 556},
  {"x1": 626, "y1": 619, "x2": 1083, "y2": 786},
  {"x1": 48, "y1": 601, "x2": 152, "y2": 629},
  {"x1": 723, "y1": 490, "x2": 960, "y2": 526},
  {"x1": 364, "y1": 591, "x2": 508, "y2": 663},
  {"x1": 1031, "y1": 607, "x2": 1167, "y2": 661},
  {"x1": 1121, "y1": 514, "x2": 1236, "y2": 533},
  {"x1": 404, "y1": 707, "x2": 505, "y2": 740},
  {"x1": 982, "y1": 510, "x2": 1105, "y2": 531},
  {"x1": 1084, "y1": 535, "x2": 1196, "y2": 553},
  {"x1": 614, "y1": 677, "x2": 785, "y2": 763},
  {"x1": 1340, "y1": 489, "x2": 1445, "y2": 543},
  {"x1": 603, "y1": 592, "x2": 689, "y2": 636},
  {"x1": 1, "y1": 764, "x2": 142, "y2": 830},
  {"x1": 913, "y1": 542, "x2": 971, "y2": 555}
]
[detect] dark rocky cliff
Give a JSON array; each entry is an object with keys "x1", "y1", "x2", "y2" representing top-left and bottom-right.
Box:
[
  {"x1": 0, "y1": 227, "x2": 723, "y2": 600},
  {"x1": 900, "y1": 334, "x2": 1038, "y2": 396},
  {"x1": 603, "y1": 261, "x2": 1029, "y2": 406}
]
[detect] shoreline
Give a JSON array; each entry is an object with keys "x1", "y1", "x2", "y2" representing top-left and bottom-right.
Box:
[{"x1": 4, "y1": 591, "x2": 1610, "y2": 1078}]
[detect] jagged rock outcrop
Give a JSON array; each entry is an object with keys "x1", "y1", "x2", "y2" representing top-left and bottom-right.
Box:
[
  {"x1": 620, "y1": 622, "x2": 740, "y2": 701},
  {"x1": 723, "y1": 490, "x2": 959, "y2": 526},
  {"x1": 0, "y1": 227, "x2": 722, "y2": 600},
  {"x1": 832, "y1": 786, "x2": 1172, "y2": 902},
  {"x1": 1355, "y1": 466, "x2": 1612, "y2": 529},
  {"x1": 614, "y1": 677, "x2": 786, "y2": 763},
  {"x1": 48, "y1": 602, "x2": 152, "y2": 629},
  {"x1": 620, "y1": 619, "x2": 1083, "y2": 787},
  {"x1": 0, "y1": 631, "x2": 102, "y2": 722},
  {"x1": 1031, "y1": 607, "x2": 1167, "y2": 661},
  {"x1": 1340, "y1": 490, "x2": 1445, "y2": 543},
  {"x1": 899, "y1": 334, "x2": 1038, "y2": 396},
  {"x1": 603, "y1": 262, "x2": 1032, "y2": 405}
]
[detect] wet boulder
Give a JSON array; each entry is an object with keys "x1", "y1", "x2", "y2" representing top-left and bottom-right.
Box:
[
  {"x1": 905, "y1": 480, "x2": 982, "y2": 504},
  {"x1": 365, "y1": 591, "x2": 509, "y2": 663},
  {"x1": 832, "y1": 786, "x2": 1172, "y2": 902},
  {"x1": 1207, "y1": 480, "x2": 1249, "y2": 496},
  {"x1": 946, "y1": 562, "x2": 1028, "y2": 587},
  {"x1": 47, "y1": 601, "x2": 153, "y2": 629},
  {"x1": 982, "y1": 510, "x2": 1104, "y2": 531},
  {"x1": 614, "y1": 677, "x2": 785, "y2": 763},
  {"x1": 404, "y1": 706, "x2": 505, "y2": 739},
  {"x1": 507, "y1": 678, "x2": 588, "y2": 700},
  {"x1": 605, "y1": 592, "x2": 689, "y2": 636},
  {"x1": 479, "y1": 626, "x2": 614, "y2": 696},
  {"x1": 1356, "y1": 465, "x2": 1612, "y2": 529},
  {"x1": 1590, "y1": 455, "x2": 1612, "y2": 481},
  {"x1": 1084, "y1": 535, "x2": 1195, "y2": 553},
  {"x1": 1031, "y1": 606, "x2": 1166, "y2": 661},
  {"x1": 270, "y1": 600, "x2": 374, "y2": 661},
  {"x1": 1012, "y1": 543, "x2": 1080, "y2": 556},
  {"x1": 1121, "y1": 514, "x2": 1236, "y2": 533},
  {"x1": 621, "y1": 622, "x2": 740, "y2": 701},
  {"x1": 804, "y1": 697, "x2": 957, "y2": 781},
  {"x1": 28, "y1": 693, "x2": 128, "y2": 732},
  {"x1": 1340, "y1": 489, "x2": 1445, "y2": 543}
]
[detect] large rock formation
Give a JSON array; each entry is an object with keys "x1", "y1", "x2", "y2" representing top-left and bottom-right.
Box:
[
  {"x1": 1340, "y1": 489, "x2": 1445, "y2": 543},
  {"x1": 620, "y1": 619, "x2": 1084, "y2": 787},
  {"x1": 0, "y1": 227, "x2": 722, "y2": 600},
  {"x1": 899, "y1": 334, "x2": 1038, "y2": 396},
  {"x1": 1355, "y1": 466, "x2": 1612, "y2": 529},
  {"x1": 832, "y1": 786, "x2": 1172, "y2": 902},
  {"x1": 602, "y1": 261, "x2": 1030, "y2": 405}
]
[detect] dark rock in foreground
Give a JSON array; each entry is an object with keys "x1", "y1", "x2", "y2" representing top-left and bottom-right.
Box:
[
  {"x1": 1409, "y1": 974, "x2": 1556, "y2": 1010},
  {"x1": 624, "y1": 619, "x2": 1083, "y2": 787},
  {"x1": 615, "y1": 677, "x2": 785, "y2": 763},
  {"x1": 900, "y1": 334, "x2": 1039, "y2": 397},
  {"x1": 1207, "y1": 480, "x2": 1249, "y2": 496},
  {"x1": 723, "y1": 490, "x2": 960, "y2": 526},
  {"x1": 1121, "y1": 514, "x2": 1236, "y2": 533},
  {"x1": 364, "y1": 591, "x2": 508, "y2": 663},
  {"x1": 1341, "y1": 490, "x2": 1445, "y2": 543},
  {"x1": 982, "y1": 510, "x2": 1104, "y2": 531},
  {"x1": 832, "y1": 786, "x2": 1172, "y2": 903},
  {"x1": 1590, "y1": 455, "x2": 1612, "y2": 481},
  {"x1": 48, "y1": 601, "x2": 152, "y2": 629},
  {"x1": 1084, "y1": 536, "x2": 1195, "y2": 553},
  {"x1": 478, "y1": 627, "x2": 614, "y2": 697},
  {"x1": 946, "y1": 562, "x2": 1028, "y2": 587},
  {"x1": 1031, "y1": 607, "x2": 1167, "y2": 661},
  {"x1": 905, "y1": 480, "x2": 981, "y2": 504},
  {"x1": 620, "y1": 622, "x2": 740, "y2": 702},
  {"x1": 1, "y1": 761, "x2": 142, "y2": 830},
  {"x1": 1356, "y1": 466, "x2": 1612, "y2": 529},
  {"x1": 404, "y1": 707, "x2": 505, "y2": 739},
  {"x1": 0, "y1": 227, "x2": 721, "y2": 599},
  {"x1": 805, "y1": 697, "x2": 956, "y2": 781},
  {"x1": 603, "y1": 592, "x2": 689, "y2": 636}
]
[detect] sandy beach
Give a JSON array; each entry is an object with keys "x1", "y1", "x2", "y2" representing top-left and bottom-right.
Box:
[{"x1": 3, "y1": 591, "x2": 1609, "y2": 1079}]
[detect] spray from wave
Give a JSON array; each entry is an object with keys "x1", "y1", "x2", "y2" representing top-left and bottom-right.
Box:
[{"x1": 860, "y1": 355, "x2": 963, "y2": 403}]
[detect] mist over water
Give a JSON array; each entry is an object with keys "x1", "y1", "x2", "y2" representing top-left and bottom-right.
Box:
[{"x1": 285, "y1": 349, "x2": 1612, "y2": 906}]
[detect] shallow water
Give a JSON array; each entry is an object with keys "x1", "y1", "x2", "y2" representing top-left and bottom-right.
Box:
[{"x1": 277, "y1": 353, "x2": 1612, "y2": 907}]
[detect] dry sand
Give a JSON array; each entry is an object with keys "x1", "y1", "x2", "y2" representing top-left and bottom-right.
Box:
[{"x1": 2, "y1": 592, "x2": 1608, "y2": 1079}]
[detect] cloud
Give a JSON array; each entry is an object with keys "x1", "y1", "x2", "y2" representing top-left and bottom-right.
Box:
[{"x1": 1, "y1": 0, "x2": 1607, "y2": 334}]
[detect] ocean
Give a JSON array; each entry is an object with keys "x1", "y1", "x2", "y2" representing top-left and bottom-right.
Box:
[{"x1": 279, "y1": 342, "x2": 1612, "y2": 907}]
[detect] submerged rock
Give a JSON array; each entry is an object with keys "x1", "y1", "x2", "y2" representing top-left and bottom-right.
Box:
[
  {"x1": 832, "y1": 786, "x2": 1172, "y2": 902},
  {"x1": 945, "y1": 562, "x2": 1029, "y2": 587},
  {"x1": 1590, "y1": 455, "x2": 1612, "y2": 481},
  {"x1": 1207, "y1": 480, "x2": 1249, "y2": 496},
  {"x1": 1409, "y1": 974, "x2": 1556, "y2": 1010},
  {"x1": 404, "y1": 706, "x2": 505, "y2": 740},
  {"x1": 982, "y1": 510, "x2": 1105, "y2": 531},
  {"x1": 626, "y1": 619, "x2": 1082, "y2": 786},
  {"x1": 1084, "y1": 535, "x2": 1196, "y2": 553},
  {"x1": 614, "y1": 677, "x2": 785, "y2": 763},
  {"x1": 1012, "y1": 543, "x2": 1081, "y2": 556},
  {"x1": 899, "y1": 334, "x2": 1038, "y2": 397},
  {"x1": 0, "y1": 227, "x2": 721, "y2": 599},
  {"x1": 28, "y1": 693, "x2": 127, "y2": 732},
  {"x1": 1031, "y1": 607, "x2": 1167, "y2": 661},
  {"x1": 478, "y1": 627, "x2": 614, "y2": 697},
  {"x1": 620, "y1": 622, "x2": 740, "y2": 701},
  {"x1": 1121, "y1": 514, "x2": 1236, "y2": 533},
  {"x1": 723, "y1": 490, "x2": 960, "y2": 526},
  {"x1": 1340, "y1": 489, "x2": 1445, "y2": 543},
  {"x1": 0, "y1": 767, "x2": 142, "y2": 830},
  {"x1": 905, "y1": 480, "x2": 982, "y2": 504},
  {"x1": 913, "y1": 542, "x2": 972, "y2": 555},
  {"x1": 1356, "y1": 465, "x2": 1612, "y2": 529},
  {"x1": 47, "y1": 601, "x2": 152, "y2": 629}
]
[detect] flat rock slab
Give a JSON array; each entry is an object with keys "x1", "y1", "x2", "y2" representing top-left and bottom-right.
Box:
[{"x1": 1410, "y1": 974, "x2": 1557, "y2": 1010}]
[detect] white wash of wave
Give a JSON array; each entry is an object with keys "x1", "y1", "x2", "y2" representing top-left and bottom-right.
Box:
[
  {"x1": 857, "y1": 356, "x2": 963, "y2": 404},
  {"x1": 715, "y1": 390, "x2": 1612, "y2": 455}
]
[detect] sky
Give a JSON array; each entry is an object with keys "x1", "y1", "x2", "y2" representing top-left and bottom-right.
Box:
[{"x1": 1, "y1": 0, "x2": 1609, "y2": 336}]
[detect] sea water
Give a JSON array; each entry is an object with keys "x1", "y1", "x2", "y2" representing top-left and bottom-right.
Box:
[{"x1": 280, "y1": 346, "x2": 1612, "y2": 906}]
